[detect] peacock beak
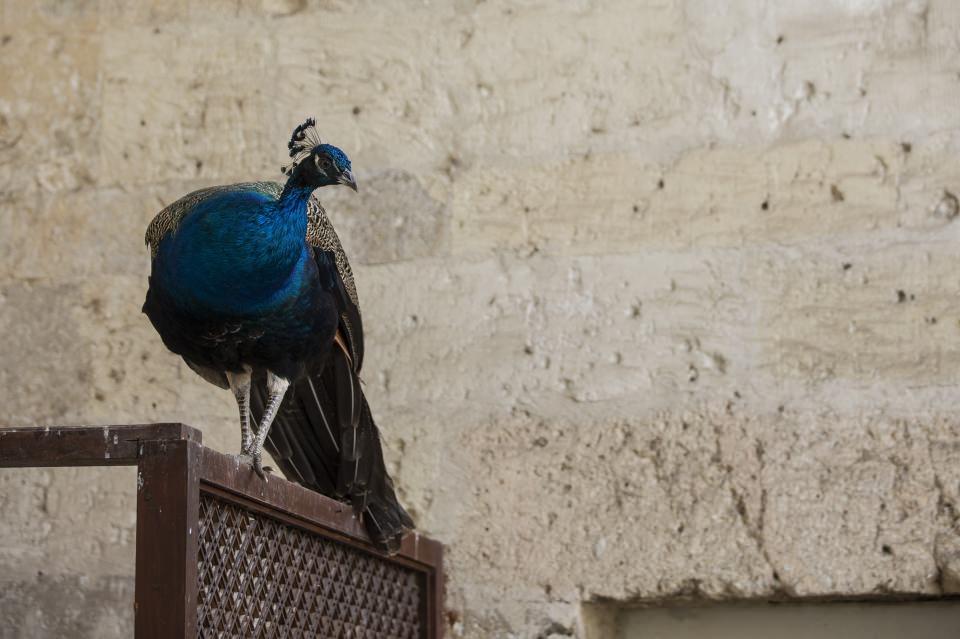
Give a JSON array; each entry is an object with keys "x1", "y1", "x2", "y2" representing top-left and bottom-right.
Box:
[{"x1": 339, "y1": 170, "x2": 358, "y2": 192}]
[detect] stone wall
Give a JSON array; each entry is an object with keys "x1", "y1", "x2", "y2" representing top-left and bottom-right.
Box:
[{"x1": 2, "y1": 0, "x2": 960, "y2": 637}]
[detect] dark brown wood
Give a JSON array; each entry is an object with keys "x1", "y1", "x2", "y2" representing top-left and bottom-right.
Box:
[
  {"x1": 0, "y1": 423, "x2": 200, "y2": 467},
  {"x1": 199, "y1": 445, "x2": 444, "y2": 571},
  {"x1": 134, "y1": 437, "x2": 201, "y2": 639},
  {"x1": 199, "y1": 445, "x2": 368, "y2": 540},
  {"x1": 1, "y1": 425, "x2": 443, "y2": 638},
  {"x1": 199, "y1": 445, "x2": 445, "y2": 637},
  {"x1": 430, "y1": 544, "x2": 446, "y2": 639}
]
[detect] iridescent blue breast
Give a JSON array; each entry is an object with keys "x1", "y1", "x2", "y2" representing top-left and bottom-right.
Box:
[{"x1": 151, "y1": 185, "x2": 311, "y2": 317}]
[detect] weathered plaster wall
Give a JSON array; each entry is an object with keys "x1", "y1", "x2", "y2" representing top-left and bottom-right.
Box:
[{"x1": 1, "y1": 0, "x2": 960, "y2": 637}]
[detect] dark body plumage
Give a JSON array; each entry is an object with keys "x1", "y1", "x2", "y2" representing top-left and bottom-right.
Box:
[{"x1": 143, "y1": 139, "x2": 413, "y2": 552}]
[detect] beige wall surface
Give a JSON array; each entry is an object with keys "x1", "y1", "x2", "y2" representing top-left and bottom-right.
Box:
[{"x1": 1, "y1": 0, "x2": 960, "y2": 637}]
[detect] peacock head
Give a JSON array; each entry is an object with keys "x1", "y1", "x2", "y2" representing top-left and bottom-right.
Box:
[{"x1": 282, "y1": 118, "x2": 357, "y2": 192}]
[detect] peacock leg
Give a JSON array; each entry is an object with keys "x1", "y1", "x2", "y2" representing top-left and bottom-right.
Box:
[
  {"x1": 225, "y1": 366, "x2": 253, "y2": 455},
  {"x1": 247, "y1": 370, "x2": 290, "y2": 480}
]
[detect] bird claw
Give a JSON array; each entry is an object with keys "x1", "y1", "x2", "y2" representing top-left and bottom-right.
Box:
[
  {"x1": 238, "y1": 453, "x2": 272, "y2": 481},
  {"x1": 252, "y1": 456, "x2": 273, "y2": 481},
  {"x1": 253, "y1": 462, "x2": 266, "y2": 481}
]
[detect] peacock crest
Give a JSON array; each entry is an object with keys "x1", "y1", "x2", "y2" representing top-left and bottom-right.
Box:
[{"x1": 282, "y1": 117, "x2": 324, "y2": 176}]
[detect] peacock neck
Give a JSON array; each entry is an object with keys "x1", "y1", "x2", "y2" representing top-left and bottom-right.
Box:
[
  {"x1": 268, "y1": 179, "x2": 313, "y2": 252},
  {"x1": 278, "y1": 178, "x2": 316, "y2": 215}
]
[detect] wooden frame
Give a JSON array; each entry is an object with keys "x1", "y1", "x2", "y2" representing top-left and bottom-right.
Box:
[{"x1": 0, "y1": 424, "x2": 444, "y2": 638}]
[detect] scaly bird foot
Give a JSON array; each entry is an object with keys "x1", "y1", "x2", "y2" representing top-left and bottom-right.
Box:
[
  {"x1": 238, "y1": 453, "x2": 273, "y2": 481},
  {"x1": 253, "y1": 454, "x2": 274, "y2": 480}
]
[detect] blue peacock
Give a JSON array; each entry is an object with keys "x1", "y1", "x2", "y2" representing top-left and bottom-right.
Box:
[{"x1": 142, "y1": 118, "x2": 413, "y2": 552}]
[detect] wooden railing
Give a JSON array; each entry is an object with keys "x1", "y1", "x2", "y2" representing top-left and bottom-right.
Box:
[{"x1": 0, "y1": 424, "x2": 444, "y2": 638}]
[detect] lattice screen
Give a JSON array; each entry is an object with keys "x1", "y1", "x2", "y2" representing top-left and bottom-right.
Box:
[{"x1": 197, "y1": 493, "x2": 422, "y2": 639}]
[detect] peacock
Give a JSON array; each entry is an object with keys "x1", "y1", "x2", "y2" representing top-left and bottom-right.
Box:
[{"x1": 142, "y1": 118, "x2": 413, "y2": 552}]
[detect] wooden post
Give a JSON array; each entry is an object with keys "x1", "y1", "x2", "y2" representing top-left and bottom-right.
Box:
[{"x1": 134, "y1": 437, "x2": 201, "y2": 638}]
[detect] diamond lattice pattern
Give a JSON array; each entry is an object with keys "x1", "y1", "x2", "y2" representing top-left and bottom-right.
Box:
[{"x1": 197, "y1": 493, "x2": 422, "y2": 638}]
